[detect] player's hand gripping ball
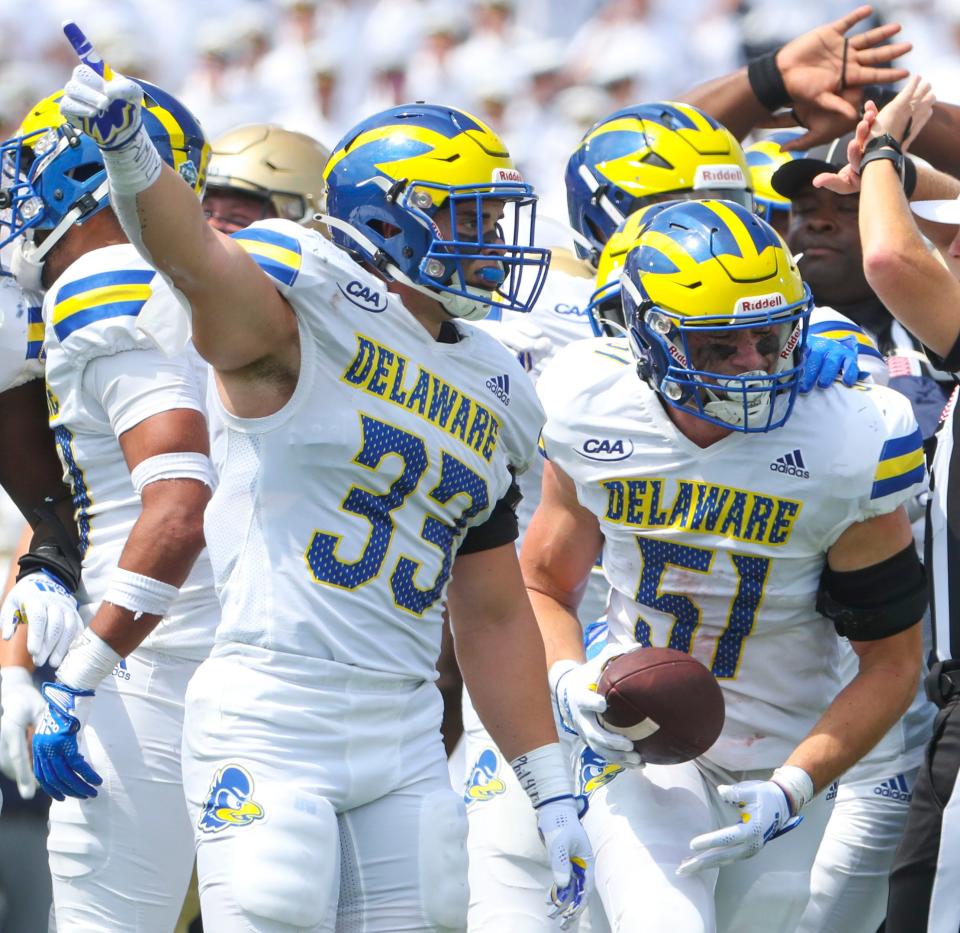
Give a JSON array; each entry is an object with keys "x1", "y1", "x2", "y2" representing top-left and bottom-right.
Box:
[{"x1": 596, "y1": 647, "x2": 725, "y2": 764}]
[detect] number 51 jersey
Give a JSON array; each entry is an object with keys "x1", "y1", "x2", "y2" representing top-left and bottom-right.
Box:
[
  {"x1": 538, "y1": 337, "x2": 926, "y2": 772},
  {"x1": 202, "y1": 220, "x2": 543, "y2": 683}
]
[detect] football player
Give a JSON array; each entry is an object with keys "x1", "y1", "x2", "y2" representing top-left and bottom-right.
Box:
[
  {"x1": 201, "y1": 123, "x2": 329, "y2": 235},
  {"x1": 0, "y1": 275, "x2": 82, "y2": 809},
  {"x1": 0, "y1": 80, "x2": 222, "y2": 930},
  {"x1": 57, "y1": 26, "x2": 594, "y2": 932},
  {"x1": 523, "y1": 199, "x2": 926, "y2": 932},
  {"x1": 463, "y1": 103, "x2": 862, "y2": 933}
]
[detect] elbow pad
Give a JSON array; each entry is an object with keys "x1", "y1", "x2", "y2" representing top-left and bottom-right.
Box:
[{"x1": 816, "y1": 544, "x2": 927, "y2": 641}]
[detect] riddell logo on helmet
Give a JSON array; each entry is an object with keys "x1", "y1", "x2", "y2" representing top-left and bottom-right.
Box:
[
  {"x1": 694, "y1": 165, "x2": 745, "y2": 188},
  {"x1": 735, "y1": 293, "x2": 785, "y2": 314},
  {"x1": 492, "y1": 168, "x2": 523, "y2": 183}
]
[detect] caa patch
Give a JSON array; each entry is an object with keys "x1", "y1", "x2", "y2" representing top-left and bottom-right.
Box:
[
  {"x1": 338, "y1": 280, "x2": 388, "y2": 312},
  {"x1": 576, "y1": 437, "x2": 634, "y2": 462},
  {"x1": 577, "y1": 746, "x2": 623, "y2": 797},
  {"x1": 198, "y1": 764, "x2": 265, "y2": 834},
  {"x1": 463, "y1": 748, "x2": 507, "y2": 804}
]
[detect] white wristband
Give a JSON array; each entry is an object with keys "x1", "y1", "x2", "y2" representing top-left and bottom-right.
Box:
[
  {"x1": 57, "y1": 629, "x2": 122, "y2": 691},
  {"x1": 510, "y1": 742, "x2": 574, "y2": 808},
  {"x1": 102, "y1": 567, "x2": 179, "y2": 619},
  {"x1": 771, "y1": 765, "x2": 816, "y2": 816},
  {"x1": 102, "y1": 124, "x2": 163, "y2": 196},
  {"x1": 130, "y1": 451, "x2": 216, "y2": 495}
]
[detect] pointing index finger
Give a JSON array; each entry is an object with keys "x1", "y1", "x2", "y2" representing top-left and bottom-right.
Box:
[{"x1": 62, "y1": 20, "x2": 113, "y2": 79}]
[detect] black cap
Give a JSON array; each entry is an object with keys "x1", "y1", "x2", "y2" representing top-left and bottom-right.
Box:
[{"x1": 770, "y1": 133, "x2": 854, "y2": 199}]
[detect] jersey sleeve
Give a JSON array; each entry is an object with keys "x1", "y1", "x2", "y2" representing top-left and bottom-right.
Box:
[
  {"x1": 81, "y1": 347, "x2": 206, "y2": 438},
  {"x1": 49, "y1": 265, "x2": 165, "y2": 365},
  {"x1": 229, "y1": 219, "x2": 344, "y2": 296},
  {"x1": 0, "y1": 279, "x2": 43, "y2": 392},
  {"x1": 856, "y1": 386, "x2": 926, "y2": 521}
]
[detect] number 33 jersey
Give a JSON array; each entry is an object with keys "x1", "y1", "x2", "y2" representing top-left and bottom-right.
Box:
[
  {"x1": 203, "y1": 221, "x2": 543, "y2": 682},
  {"x1": 538, "y1": 337, "x2": 926, "y2": 772}
]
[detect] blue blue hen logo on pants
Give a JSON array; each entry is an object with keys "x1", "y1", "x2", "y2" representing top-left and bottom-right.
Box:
[
  {"x1": 463, "y1": 748, "x2": 507, "y2": 804},
  {"x1": 198, "y1": 764, "x2": 265, "y2": 834}
]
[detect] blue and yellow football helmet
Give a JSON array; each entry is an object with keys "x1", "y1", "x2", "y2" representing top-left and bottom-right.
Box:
[
  {"x1": 586, "y1": 201, "x2": 677, "y2": 337},
  {"x1": 322, "y1": 103, "x2": 549, "y2": 321},
  {"x1": 621, "y1": 199, "x2": 812, "y2": 433},
  {"x1": 565, "y1": 102, "x2": 752, "y2": 265},
  {"x1": 745, "y1": 129, "x2": 805, "y2": 229},
  {"x1": 0, "y1": 81, "x2": 208, "y2": 289}
]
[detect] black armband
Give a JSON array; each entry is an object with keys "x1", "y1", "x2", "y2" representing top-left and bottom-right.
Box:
[
  {"x1": 747, "y1": 48, "x2": 790, "y2": 112},
  {"x1": 816, "y1": 544, "x2": 927, "y2": 641},
  {"x1": 458, "y1": 480, "x2": 522, "y2": 555},
  {"x1": 16, "y1": 497, "x2": 82, "y2": 593}
]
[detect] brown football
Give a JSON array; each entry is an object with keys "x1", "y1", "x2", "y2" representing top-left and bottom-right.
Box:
[{"x1": 597, "y1": 647, "x2": 725, "y2": 765}]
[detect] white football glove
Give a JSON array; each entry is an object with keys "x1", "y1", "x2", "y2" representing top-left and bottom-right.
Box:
[
  {"x1": 0, "y1": 666, "x2": 44, "y2": 799},
  {"x1": 536, "y1": 796, "x2": 594, "y2": 930},
  {"x1": 0, "y1": 570, "x2": 85, "y2": 668},
  {"x1": 676, "y1": 780, "x2": 803, "y2": 876},
  {"x1": 548, "y1": 645, "x2": 643, "y2": 767},
  {"x1": 471, "y1": 317, "x2": 552, "y2": 372},
  {"x1": 60, "y1": 23, "x2": 143, "y2": 151}
]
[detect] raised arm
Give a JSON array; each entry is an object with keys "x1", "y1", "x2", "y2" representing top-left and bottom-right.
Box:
[
  {"x1": 855, "y1": 79, "x2": 960, "y2": 358},
  {"x1": 680, "y1": 5, "x2": 910, "y2": 147},
  {"x1": 57, "y1": 24, "x2": 296, "y2": 375}
]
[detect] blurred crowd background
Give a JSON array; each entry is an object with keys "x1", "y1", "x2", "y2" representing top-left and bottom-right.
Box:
[
  {"x1": 2, "y1": 0, "x2": 960, "y2": 220},
  {"x1": 0, "y1": 0, "x2": 959, "y2": 928}
]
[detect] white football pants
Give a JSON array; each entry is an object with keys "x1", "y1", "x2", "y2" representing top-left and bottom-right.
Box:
[
  {"x1": 463, "y1": 693, "x2": 609, "y2": 933},
  {"x1": 797, "y1": 767, "x2": 918, "y2": 933},
  {"x1": 47, "y1": 647, "x2": 199, "y2": 932},
  {"x1": 582, "y1": 751, "x2": 834, "y2": 933},
  {"x1": 181, "y1": 646, "x2": 468, "y2": 933}
]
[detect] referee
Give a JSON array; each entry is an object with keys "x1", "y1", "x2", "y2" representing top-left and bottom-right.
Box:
[{"x1": 844, "y1": 77, "x2": 960, "y2": 933}]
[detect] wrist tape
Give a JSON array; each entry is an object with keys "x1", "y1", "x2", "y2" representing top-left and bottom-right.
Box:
[
  {"x1": 103, "y1": 567, "x2": 179, "y2": 619},
  {"x1": 57, "y1": 629, "x2": 121, "y2": 691},
  {"x1": 101, "y1": 124, "x2": 163, "y2": 196},
  {"x1": 510, "y1": 742, "x2": 574, "y2": 808},
  {"x1": 771, "y1": 765, "x2": 815, "y2": 816}
]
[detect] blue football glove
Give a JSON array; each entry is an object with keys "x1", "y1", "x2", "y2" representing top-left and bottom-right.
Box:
[
  {"x1": 676, "y1": 780, "x2": 802, "y2": 876},
  {"x1": 59, "y1": 22, "x2": 143, "y2": 150},
  {"x1": 33, "y1": 681, "x2": 102, "y2": 801},
  {"x1": 800, "y1": 335, "x2": 861, "y2": 393}
]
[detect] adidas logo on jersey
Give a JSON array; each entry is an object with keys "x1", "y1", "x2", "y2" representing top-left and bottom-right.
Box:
[
  {"x1": 485, "y1": 374, "x2": 511, "y2": 405},
  {"x1": 770, "y1": 448, "x2": 809, "y2": 478},
  {"x1": 873, "y1": 774, "x2": 912, "y2": 802}
]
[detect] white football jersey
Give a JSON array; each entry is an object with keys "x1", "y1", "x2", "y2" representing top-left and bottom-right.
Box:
[
  {"x1": 0, "y1": 275, "x2": 43, "y2": 392},
  {"x1": 203, "y1": 220, "x2": 544, "y2": 682},
  {"x1": 43, "y1": 244, "x2": 219, "y2": 659},
  {"x1": 467, "y1": 251, "x2": 610, "y2": 624},
  {"x1": 538, "y1": 337, "x2": 925, "y2": 771}
]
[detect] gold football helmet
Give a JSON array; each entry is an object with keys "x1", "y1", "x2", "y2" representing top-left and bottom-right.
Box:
[{"x1": 205, "y1": 124, "x2": 330, "y2": 230}]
